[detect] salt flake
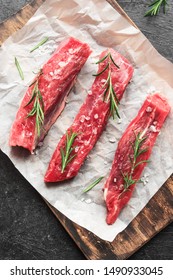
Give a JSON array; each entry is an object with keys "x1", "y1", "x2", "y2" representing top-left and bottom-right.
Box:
[
  {"x1": 146, "y1": 106, "x2": 153, "y2": 113},
  {"x1": 59, "y1": 61, "x2": 66, "y2": 67},
  {"x1": 85, "y1": 116, "x2": 90, "y2": 121},
  {"x1": 149, "y1": 125, "x2": 157, "y2": 132},
  {"x1": 109, "y1": 137, "x2": 116, "y2": 143}
]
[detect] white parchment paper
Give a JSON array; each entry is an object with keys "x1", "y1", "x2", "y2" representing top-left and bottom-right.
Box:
[{"x1": 0, "y1": 0, "x2": 173, "y2": 241}]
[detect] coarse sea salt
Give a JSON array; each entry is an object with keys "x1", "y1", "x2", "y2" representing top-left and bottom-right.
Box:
[
  {"x1": 68, "y1": 48, "x2": 74, "y2": 54},
  {"x1": 147, "y1": 86, "x2": 156, "y2": 94},
  {"x1": 54, "y1": 69, "x2": 60, "y2": 75},
  {"x1": 85, "y1": 116, "x2": 90, "y2": 121},
  {"x1": 59, "y1": 61, "x2": 66, "y2": 67},
  {"x1": 93, "y1": 128, "x2": 97, "y2": 135},
  {"x1": 109, "y1": 137, "x2": 116, "y2": 143},
  {"x1": 80, "y1": 115, "x2": 85, "y2": 123},
  {"x1": 140, "y1": 173, "x2": 150, "y2": 186},
  {"x1": 85, "y1": 198, "x2": 92, "y2": 204},
  {"x1": 140, "y1": 177, "x2": 148, "y2": 186},
  {"x1": 146, "y1": 106, "x2": 153, "y2": 113},
  {"x1": 149, "y1": 125, "x2": 157, "y2": 132},
  {"x1": 26, "y1": 131, "x2": 33, "y2": 137},
  {"x1": 75, "y1": 147, "x2": 79, "y2": 153}
]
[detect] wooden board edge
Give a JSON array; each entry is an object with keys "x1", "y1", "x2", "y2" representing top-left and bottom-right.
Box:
[
  {"x1": 107, "y1": 0, "x2": 138, "y2": 29},
  {"x1": 44, "y1": 176, "x2": 173, "y2": 260},
  {"x1": 0, "y1": 0, "x2": 137, "y2": 46},
  {"x1": 0, "y1": 0, "x2": 46, "y2": 45}
]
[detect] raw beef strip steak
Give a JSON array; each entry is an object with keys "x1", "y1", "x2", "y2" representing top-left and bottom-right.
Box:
[
  {"x1": 44, "y1": 48, "x2": 134, "y2": 182},
  {"x1": 104, "y1": 93, "x2": 170, "y2": 225},
  {"x1": 9, "y1": 37, "x2": 91, "y2": 152}
]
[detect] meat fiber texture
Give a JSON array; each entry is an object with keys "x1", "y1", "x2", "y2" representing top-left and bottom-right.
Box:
[
  {"x1": 44, "y1": 48, "x2": 134, "y2": 182},
  {"x1": 104, "y1": 93, "x2": 170, "y2": 225},
  {"x1": 9, "y1": 37, "x2": 91, "y2": 152}
]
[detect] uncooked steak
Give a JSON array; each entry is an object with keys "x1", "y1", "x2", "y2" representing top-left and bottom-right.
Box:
[
  {"x1": 44, "y1": 48, "x2": 133, "y2": 182},
  {"x1": 104, "y1": 93, "x2": 170, "y2": 225},
  {"x1": 9, "y1": 37, "x2": 91, "y2": 152}
]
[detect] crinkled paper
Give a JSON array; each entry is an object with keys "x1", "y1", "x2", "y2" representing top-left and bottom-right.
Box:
[{"x1": 0, "y1": 0, "x2": 173, "y2": 241}]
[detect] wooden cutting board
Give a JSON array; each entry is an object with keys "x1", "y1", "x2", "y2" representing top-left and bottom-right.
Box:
[{"x1": 0, "y1": 0, "x2": 172, "y2": 260}]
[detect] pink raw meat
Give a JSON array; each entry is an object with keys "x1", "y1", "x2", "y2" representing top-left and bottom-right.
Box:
[
  {"x1": 44, "y1": 48, "x2": 134, "y2": 182},
  {"x1": 104, "y1": 93, "x2": 170, "y2": 225},
  {"x1": 9, "y1": 37, "x2": 91, "y2": 152}
]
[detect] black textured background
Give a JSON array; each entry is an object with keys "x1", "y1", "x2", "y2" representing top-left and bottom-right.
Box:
[{"x1": 0, "y1": 0, "x2": 172, "y2": 260}]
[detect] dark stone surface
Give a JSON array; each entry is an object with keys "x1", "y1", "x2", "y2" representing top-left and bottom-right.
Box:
[
  {"x1": 0, "y1": 0, "x2": 32, "y2": 23},
  {"x1": 0, "y1": 0, "x2": 172, "y2": 260}
]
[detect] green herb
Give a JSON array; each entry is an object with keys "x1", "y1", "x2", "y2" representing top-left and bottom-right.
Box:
[
  {"x1": 145, "y1": 0, "x2": 168, "y2": 16},
  {"x1": 60, "y1": 131, "x2": 78, "y2": 173},
  {"x1": 29, "y1": 69, "x2": 43, "y2": 87},
  {"x1": 93, "y1": 52, "x2": 120, "y2": 119},
  {"x1": 83, "y1": 177, "x2": 104, "y2": 193},
  {"x1": 15, "y1": 57, "x2": 24, "y2": 80},
  {"x1": 24, "y1": 80, "x2": 44, "y2": 137},
  {"x1": 30, "y1": 37, "x2": 49, "y2": 53},
  {"x1": 120, "y1": 131, "x2": 149, "y2": 198}
]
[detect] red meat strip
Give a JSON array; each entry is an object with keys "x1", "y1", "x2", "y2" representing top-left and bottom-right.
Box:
[
  {"x1": 9, "y1": 37, "x2": 91, "y2": 152},
  {"x1": 44, "y1": 48, "x2": 134, "y2": 182},
  {"x1": 104, "y1": 93, "x2": 170, "y2": 225}
]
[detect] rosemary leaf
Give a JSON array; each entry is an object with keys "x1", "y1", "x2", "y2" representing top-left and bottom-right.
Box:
[
  {"x1": 120, "y1": 131, "x2": 149, "y2": 197},
  {"x1": 110, "y1": 54, "x2": 120, "y2": 69},
  {"x1": 15, "y1": 57, "x2": 24, "y2": 80},
  {"x1": 95, "y1": 53, "x2": 109, "y2": 64},
  {"x1": 134, "y1": 160, "x2": 149, "y2": 169},
  {"x1": 60, "y1": 131, "x2": 78, "y2": 173},
  {"x1": 24, "y1": 83, "x2": 37, "y2": 107},
  {"x1": 103, "y1": 83, "x2": 110, "y2": 101},
  {"x1": 93, "y1": 52, "x2": 120, "y2": 119},
  {"x1": 83, "y1": 177, "x2": 104, "y2": 193},
  {"x1": 145, "y1": 0, "x2": 168, "y2": 16},
  {"x1": 25, "y1": 80, "x2": 44, "y2": 137},
  {"x1": 110, "y1": 94, "x2": 120, "y2": 119},
  {"x1": 29, "y1": 69, "x2": 43, "y2": 87},
  {"x1": 93, "y1": 63, "x2": 109, "y2": 77},
  {"x1": 60, "y1": 148, "x2": 65, "y2": 167},
  {"x1": 66, "y1": 154, "x2": 77, "y2": 165},
  {"x1": 30, "y1": 37, "x2": 49, "y2": 53},
  {"x1": 111, "y1": 84, "x2": 120, "y2": 105},
  {"x1": 137, "y1": 147, "x2": 149, "y2": 157}
]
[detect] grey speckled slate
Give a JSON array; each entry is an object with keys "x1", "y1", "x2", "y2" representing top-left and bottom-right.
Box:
[{"x1": 0, "y1": 0, "x2": 32, "y2": 23}]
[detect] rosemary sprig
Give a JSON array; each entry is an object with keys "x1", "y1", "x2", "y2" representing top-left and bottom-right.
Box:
[
  {"x1": 30, "y1": 37, "x2": 49, "y2": 53},
  {"x1": 120, "y1": 131, "x2": 149, "y2": 197},
  {"x1": 83, "y1": 177, "x2": 104, "y2": 193},
  {"x1": 24, "y1": 80, "x2": 44, "y2": 137},
  {"x1": 15, "y1": 57, "x2": 24, "y2": 80},
  {"x1": 145, "y1": 0, "x2": 168, "y2": 16},
  {"x1": 60, "y1": 131, "x2": 78, "y2": 173},
  {"x1": 93, "y1": 52, "x2": 120, "y2": 119}
]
